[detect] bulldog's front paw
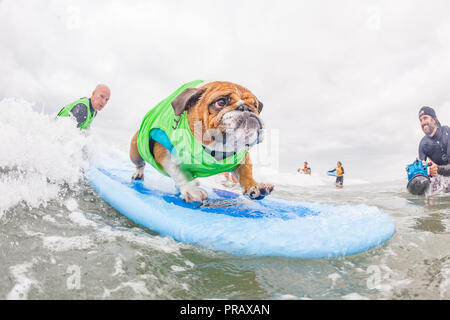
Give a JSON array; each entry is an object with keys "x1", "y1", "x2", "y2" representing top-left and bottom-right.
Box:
[
  {"x1": 132, "y1": 166, "x2": 145, "y2": 180},
  {"x1": 180, "y1": 181, "x2": 208, "y2": 203},
  {"x1": 245, "y1": 183, "x2": 274, "y2": 200}
]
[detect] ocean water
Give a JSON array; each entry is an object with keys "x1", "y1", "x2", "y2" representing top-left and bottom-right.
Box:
[{"x1": 1, "y1": 98, "x2": 450, "y2": 300}]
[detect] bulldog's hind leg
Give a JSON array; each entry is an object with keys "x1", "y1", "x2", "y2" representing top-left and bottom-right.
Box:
[
  {"x1": 130, "y1": 130, "x2": 146, "y2": 179},
  {"x1": 154, "y1": 142, "x2": 208, "y2": 203}
]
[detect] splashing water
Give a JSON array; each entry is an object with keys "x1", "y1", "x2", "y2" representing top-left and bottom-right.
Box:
[{"x1": 0, "y1": 98, "x2": 90, "y2": 216}]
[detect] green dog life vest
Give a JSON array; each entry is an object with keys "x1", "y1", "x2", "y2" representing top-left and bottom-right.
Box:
[
  {"x1": 57, "y1": 97, "x2": 96, "y2": 130},
  {"x1": 137, "y1": 80, "x2": 248, "y2": 181}
]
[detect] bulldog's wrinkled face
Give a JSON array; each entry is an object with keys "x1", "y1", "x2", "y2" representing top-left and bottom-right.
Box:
[{"x1": 172, "y1": 81, "x2": 264, "y2": 153}]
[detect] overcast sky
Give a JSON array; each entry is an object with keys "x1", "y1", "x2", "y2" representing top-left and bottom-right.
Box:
[{"x1": 1, "y1": 0, "x2": 449, "y2": 181}]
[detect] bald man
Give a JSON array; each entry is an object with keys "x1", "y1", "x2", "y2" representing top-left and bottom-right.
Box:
[{"x1": 57, "y1": 84, "x2": 111, "y2": 129}]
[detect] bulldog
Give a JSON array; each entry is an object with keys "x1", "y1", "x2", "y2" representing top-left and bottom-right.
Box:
[{"x1": 129, "y1": 80, "x2": 274, "y2": 203}]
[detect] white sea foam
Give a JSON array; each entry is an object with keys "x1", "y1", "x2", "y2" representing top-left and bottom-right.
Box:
[
  {"x1": 111, "y1": 256, "x2": 126, "y2": 276},
  {"x1": 440, "y1": 258, "x2": 450, "y2": 299},
  {"x1": 342, "y1": 293, "x2": 370, "y2": 300},
  {"x1": 0, "y1": 98, "x2": 89, "y2": 215},
  {"x1": 102, "y1": 280, "x2": 152, "y2": 299},
  {"x1": 64, "y1": 198, "x2": 79, "y2": 211},
  {"x1": 95, "y1": 225, "x2": 187, "y2": 255},
  {"x1": 275, "y1": 294, "x2": 304, "y2": 300},
  {"x1": 68, "y1": 211, "x2": 98, "y2": 228},
  {"x1": 42, "y1": 235, "x2": 94, "y2": 252},
  {"x1": 170, "y1": 265, "x2": 186, "y2": 272},
  {"x1": 328, "y1": 273, "x2": 342, "y2": 287}
]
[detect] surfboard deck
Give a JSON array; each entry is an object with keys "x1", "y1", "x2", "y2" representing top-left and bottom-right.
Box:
[
  {"x1": 88, "y1": 162, "x2": 395, "y2": 258},
  {"x1": 327, "y1": 172, "x2": 337, "y2": 177}
]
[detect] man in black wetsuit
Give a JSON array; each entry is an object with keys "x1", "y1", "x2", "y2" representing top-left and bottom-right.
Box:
[{"x1": 418, "y1": 106, "x2": 450, "y2": 177}]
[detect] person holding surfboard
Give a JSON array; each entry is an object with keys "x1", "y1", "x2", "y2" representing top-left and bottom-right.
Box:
[
  {"x1": 328, "y1": 161, "x2": 344, "y2": 187},
  {"x1": 57, "y1": 84, "x2": 111, "y2": 129}
]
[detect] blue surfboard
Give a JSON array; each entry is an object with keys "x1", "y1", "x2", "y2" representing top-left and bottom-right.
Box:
[
  {"x1": 88, "y1": 163, "x2": 395, "y2": 258},
  {"x1": 327, "y1": 171, "x2": 337, "y2": 177}
]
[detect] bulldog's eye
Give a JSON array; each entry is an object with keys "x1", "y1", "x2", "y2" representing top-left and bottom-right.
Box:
[
  {"x1": 256, "y1": 100, "x2": 263, "y2": 113},
  {"x1": 213, "y1": 98, "x2": 228, "y2": 109}
]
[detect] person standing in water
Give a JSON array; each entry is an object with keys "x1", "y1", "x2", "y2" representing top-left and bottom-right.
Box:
[
  {"x1": 297, "y1": 161, "x2": 311, "y2": 174},
  {"x1": 328, "y1": 161, "x2": 344, "y2": 187},
  {"x1": 57, "y1": 84, "x2": 111, "y2": 129},
  {"x1": 418, "y1": 106, "x2": 450, "y2": 177}
]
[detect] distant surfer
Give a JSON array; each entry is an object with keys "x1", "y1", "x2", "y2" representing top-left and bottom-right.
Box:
[
  {"x1": 57, "y1": 84, "x2": 111, "y2": 129},
  {"x1": 297, "y1": 161, "x2": 311, "y2": 175},
  {"x1": 417, "y1": 106, "x2": 450, "y2": 193},
  {"x1": 328, "y1": 161, "x2": 344, "y2": 187}
]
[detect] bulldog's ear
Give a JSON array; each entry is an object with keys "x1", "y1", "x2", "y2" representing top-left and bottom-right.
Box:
[
  {"x1": 171, "y1": 88, "x2": 204, "y2": 116},
  {"x1": 256, "y1": 99, "x2": 263, "y2": 113}
]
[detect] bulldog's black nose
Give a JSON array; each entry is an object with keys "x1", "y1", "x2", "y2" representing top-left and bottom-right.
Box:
[{"x1": 236, "y1": 104, "x2": 252, "y2": 112}]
